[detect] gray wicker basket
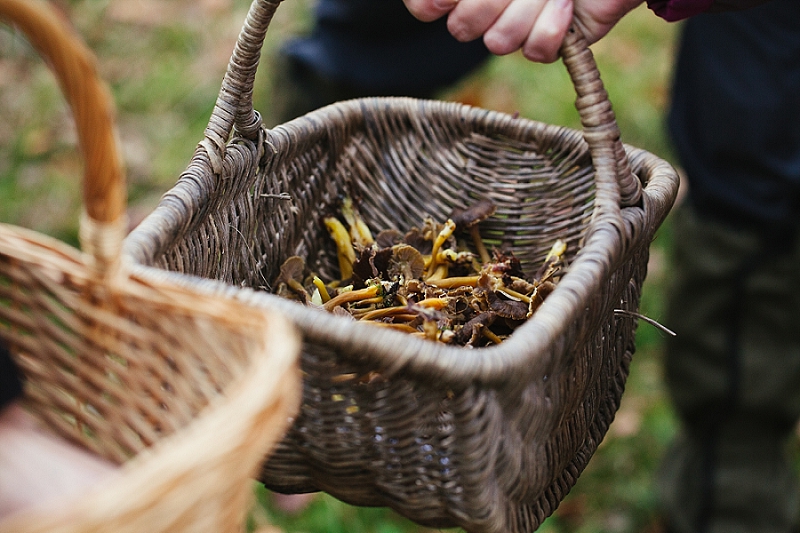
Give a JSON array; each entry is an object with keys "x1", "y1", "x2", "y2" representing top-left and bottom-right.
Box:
[{"x1": 123, "y1": 1, "x2": 680, "y2": 531}]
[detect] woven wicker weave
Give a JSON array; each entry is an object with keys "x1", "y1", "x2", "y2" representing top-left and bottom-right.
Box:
[
  {"x1": 123, "y1": 1, "x2": 680, "y2": 532},
  {"x1": 0, "y1": 2, "x2": 301, "y2": 532}
]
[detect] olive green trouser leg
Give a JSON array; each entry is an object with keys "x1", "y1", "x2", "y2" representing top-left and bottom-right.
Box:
[{"x1": 657, "y1": 206, "x2": 800, "y2": 533}]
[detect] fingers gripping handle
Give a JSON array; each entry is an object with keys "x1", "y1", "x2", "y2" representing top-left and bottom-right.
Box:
[{"x1": 0, "y1": 0, "x2": 127, "y2": 273}]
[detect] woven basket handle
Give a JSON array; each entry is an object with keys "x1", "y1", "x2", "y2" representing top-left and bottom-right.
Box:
[
  {"x1": 0, "y1": 0, "x2": 126, "y2": 273},
  {"x1": 202, "y1": 0, "x2": 281, "y2": 153},
  {"x1": 559, "y1": 25, "x2": 641, "y2": 207},
  {"x1": 210, "y1": 0, "x2": 640, "y2": 207}
]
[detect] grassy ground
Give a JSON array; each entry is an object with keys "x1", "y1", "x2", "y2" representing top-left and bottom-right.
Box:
[{"x1": 1, "y1": 2, "x2": 683, "y2": 532}]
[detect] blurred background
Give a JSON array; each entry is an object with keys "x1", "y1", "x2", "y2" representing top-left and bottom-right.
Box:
[{"x1": 0, "y1": 1, "x2": 683, "y2": 531}]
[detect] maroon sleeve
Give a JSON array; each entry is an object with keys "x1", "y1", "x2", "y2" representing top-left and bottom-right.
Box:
[
  {"x1": 646, "y1": 0, "x2": 715, "y2": 21},
  {"x1": 647, "y1": 0, "x2": 774, "y2": 20}
]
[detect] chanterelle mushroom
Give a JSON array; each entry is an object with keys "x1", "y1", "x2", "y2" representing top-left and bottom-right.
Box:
[
  {"x1": 324, "y1": 216, "x2": 357, "y2": 280},
  {"x1": 450, "y1": 199, "x2": 497, "y2": 265}
]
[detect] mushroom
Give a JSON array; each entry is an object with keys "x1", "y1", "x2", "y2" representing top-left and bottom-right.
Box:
[
  {"x1": 324, "y1": 216, "x2": 357, "y2": 280},
  {"x1": 481, "y1": 326, "x2": 504, "y2": 345},
  {"x1": 426, "y1": 275, "x2": 480, "y2": 289},
  {"x1": 323, "y1": 283, "x2": 383, "y2": 312},
  {"x1": 453, "y1": 311, "x2": 497, "y2": 346},
  {"x1": 403, "y1": 226, "x2": 433, "y2": 255},
  {"x1": 534, "y1": 239, "x2": 567, "y2": 283},
  {"x1": 487, "y1": 291, "x2": 529, "y2": 321},
  {"x1": 312, "y1": 276, "x2": 331, "y2": 303},
  {"x1": 356, "y1": 306, "x2": 416, "y2": 321},
  {"x1": 352, "y1": 246, "x2": 392, "y2": 288},
  {"x1": 424, "y1": 219, "x2": 456, "y2": 278},
  {"x1": 388, "y1": 244, "x2": 425, "y2": 281},
  {"x1": 275, "y1": 256, "x2": 309, "y2": 303},
  {"x1": 528, "y1": 279, "x2": 557, "y2": 316},
  {"x1": 507, "y1": 276, "x2": 536, "y2": 295},
  {"x1": 376, "y1": 228, "x2": 404, "y2": 249},
  {"x1": 340, "y1": 196, "x2": 374, "y2": 247},
  {"x1": 450, "y1": 199, "x2": 496, "y2": 266}
]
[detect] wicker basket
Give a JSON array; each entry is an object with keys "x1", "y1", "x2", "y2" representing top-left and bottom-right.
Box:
[
  {"x1": 123, "y1": 1, "x2": 680, "y2": 532},
  {"x1": 0, "y1": 2, "x2": 301, "y2": 532}
]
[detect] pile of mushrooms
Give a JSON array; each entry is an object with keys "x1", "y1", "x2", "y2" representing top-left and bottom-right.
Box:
[{"x1": 274, "y1": 197, "x2": 565, "y2": 347}]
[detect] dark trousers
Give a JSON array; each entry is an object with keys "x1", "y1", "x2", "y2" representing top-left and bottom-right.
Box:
[
  {"x1": 267, "y1": 0, "x2": 490, "y2": 125},
  {"x1": 660, "y1": 2, "x2": 800, "y2": 531}
]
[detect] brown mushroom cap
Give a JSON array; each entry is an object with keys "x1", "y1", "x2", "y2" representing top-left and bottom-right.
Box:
[
  {"x1": 281, "y1": 253, "x2": 305, "y2": 273},
  {"x1": 403, "y1": 227, "x2": 433, "y2": 255},
  {"x1": 275, "y1": 256, "x2": 309, "y2": 302},
  {"x1": 450, "y1": 199, "x2": 497, "y2": 230},
  {"x1": 453, "y1": 311, "x2": 497, "y2": 346},
  {"x1": 389, "y1": 244, "x2": 425, "y2": 281},
  {"x1": 376, "y1": 228, "x2": 404, "y2": 248},
  {"x1": 450, "y1": 200, "x2": 497, "y2": 266},
  {"x1": 487, "y1": 291, "x2": 529, "y2": 320}
]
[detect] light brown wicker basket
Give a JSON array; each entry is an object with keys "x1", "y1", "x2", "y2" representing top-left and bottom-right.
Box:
[
  {"x1": 0, "y1": 1, "x2": 301, "y2": 532},
  {"x1": 123, "y1": 1, "x2": 680, "y2": 532}
]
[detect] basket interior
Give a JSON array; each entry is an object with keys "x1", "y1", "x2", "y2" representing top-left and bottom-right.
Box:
[{"x1": 214, "y1": 99, "x2": 600, "y2": 296}]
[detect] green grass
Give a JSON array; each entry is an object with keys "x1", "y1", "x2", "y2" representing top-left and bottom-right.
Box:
[{"x1": 1, "y1": 2, "x2": 682, "y2": 532}]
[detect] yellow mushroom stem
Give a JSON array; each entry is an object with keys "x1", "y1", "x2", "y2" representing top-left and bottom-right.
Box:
[
  {"x1": 287, "y1": 278, "x2": 307, "y2": 295},
  {"x1": 497, "y1": 287, "x2": 532, "y2": 303},
  {"x1": 470, "y1": 226, "x2": 492, "y2": 265},
  {"x1": 422, "y1": 319, "x2": 439, "y2": 340},
  {"x1": 545, "y1": 239, "x2": 567, "y2": 262},
  {"x1": 424, "y1": 219, "x2": 456, "y2": 275},
  {"x1": 425, "y1": 263, "x2": 449, "y2": 282},
  {"x1": 482, "y1": 326, "x2": 504, "y2": 345},
  {"x1": 312, "y1": 276, "x2": 331, "y2": 303},
  {"x1": 437, "y1": 248, "x2": 472, "y2": 263},
  {"x1": 426, "y1": 275, "x2": 480, "y2": 289},
  {"x1": 414, "y1": 297, "x2": 449, "y2": 310},
  {"x1": 363, "y1": 322, "x2": 420, "y2": 334},
  {"x1": 355, "y1": 306, "x2": 410, "y2": 321},
  {"x1": 350, "y1": 296, "x2": 385, "y2": 308},
  {"x1": 341, "y1": 196, "x2": 374, "y2": 247},
  {"x1": 323, "y1": 284, "x2": 381, "y2": 311},
  {"x1": 324, "y1": 216, "x2": 357, "y2": 280}
]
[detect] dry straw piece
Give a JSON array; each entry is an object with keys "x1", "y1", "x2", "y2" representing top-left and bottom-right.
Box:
[
  {"x1": 124, "y1": 1, "x2": 681, "y2": 532},
  {"x1": 0, "y1": 1, "x2": 301, "y2": 532}
]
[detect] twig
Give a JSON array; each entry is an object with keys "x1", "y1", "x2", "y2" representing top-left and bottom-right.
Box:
[{"x1": 613, "y1": 309, "x2": 676, "y2": 337}]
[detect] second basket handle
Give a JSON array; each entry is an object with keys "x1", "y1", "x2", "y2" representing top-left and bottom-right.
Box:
[
  {"x1": 203, "y1": 0, "x2": 281, "y2": 154},
  {"x1": 208, "y1": 0, "x2": 642, "y2": 209},
  {"x1": 0, "y1": 0, "x2": 127, "y2": 274}
]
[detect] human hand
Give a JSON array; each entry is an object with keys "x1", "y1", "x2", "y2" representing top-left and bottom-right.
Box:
[
  {"x1": 0, "y1": 403, "x2": 117, "y2": 519},
  {"x1": 402, "y1": 0, "x2": 646, "y2": 63}
]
